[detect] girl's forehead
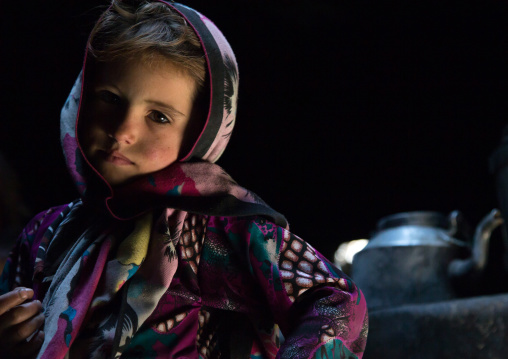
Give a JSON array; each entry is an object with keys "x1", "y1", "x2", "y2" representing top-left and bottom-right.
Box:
[
  {"x1": 94, "y1": 55, "x2": 192, "y2": 80},
  {"x1": 90, "y1": 57, "x2": 196, "y2": 94}
]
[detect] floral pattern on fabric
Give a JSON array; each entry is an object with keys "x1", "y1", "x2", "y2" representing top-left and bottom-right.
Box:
[
  {"x1": 1, "y1": 210, "x2": 367, "y2": 359},
  {"x1": 121, "y1": 215, "x2": 367, "y2": 358}
]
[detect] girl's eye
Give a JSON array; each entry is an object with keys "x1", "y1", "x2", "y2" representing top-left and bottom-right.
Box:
[
  {"x1": 148, "y1": 110, "x2": 171, "y2": 124},
  {"x1": 97, "y1": 90, "x2": 121, "y2": 104}
]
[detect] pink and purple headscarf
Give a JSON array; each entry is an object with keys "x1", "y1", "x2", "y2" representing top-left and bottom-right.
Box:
[{"x1": 60, "y1": 0, "x2": 286, "y2": 227}]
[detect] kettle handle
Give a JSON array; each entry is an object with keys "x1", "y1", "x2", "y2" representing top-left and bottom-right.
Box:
[{"x1": 449, "y1": 209, "x2": 504, "y2": 280}]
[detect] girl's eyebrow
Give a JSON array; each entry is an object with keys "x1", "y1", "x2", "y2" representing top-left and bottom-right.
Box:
[{"x1": 144, "y1": 100, "x2": 186, "y2": 118}]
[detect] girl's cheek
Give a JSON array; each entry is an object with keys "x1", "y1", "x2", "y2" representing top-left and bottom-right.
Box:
[
  {"x1": 149, "y1": 146, "x2": 179, "y2": 169},
  {"x1": 144, "y1": 147, "x2": 173, "y2": 162}
]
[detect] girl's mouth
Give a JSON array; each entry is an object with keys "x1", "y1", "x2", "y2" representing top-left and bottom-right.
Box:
[{"x1": 102, "y1": 150, "x2": 134, "y2": 165}]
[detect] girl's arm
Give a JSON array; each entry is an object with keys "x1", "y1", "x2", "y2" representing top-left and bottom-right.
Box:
[
  {"x1": 221, "y1": 216, "x2": 368, "y2": 359},
  {"x1": 0, "y1": 209, "x2": 60, "y2": 358},
  {"x1": 0, "y1": 205, "x2": 69, "y2": 295},
  {"x1": 0, "y1": 214, "x2": 41, "y2": 294}
]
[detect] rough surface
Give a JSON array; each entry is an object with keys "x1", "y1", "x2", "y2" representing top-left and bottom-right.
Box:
[{"x1": 364, "y1": 293, "x2": 508, "y2": 358}]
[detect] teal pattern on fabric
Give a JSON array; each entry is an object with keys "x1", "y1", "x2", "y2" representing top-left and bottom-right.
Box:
[
  {"x1": 62, "y1": 306, "x2": 77, "y2": 320},
  {"x1": 127, "y1": 264, "x2": 139, "y2": 280},
  {"x1": 312, "y1": 339, "x2": 359, "y2": 359},
  {"x1": 200, "y1": 237, "x2": 232, "y2": 267},
  {"x1": 60, "y1": 306, "x2": 77, "y2": 347},
  {"x1": 272, "y1": 226, "x2": 284, "y2": 291},
  {"x1": 324, "y1": 260, "x2": 340, "y2": 277},
  {"x1": 166, "y1": 184, "x2": 183, "y2": 196},
  {"x1": 148, "y1": 175, "x2": 156, "y2": 187},
  {"x1": 0, "y1": 263, "x2": 11, "y2": 293},
  {"x1": 248, "y1": 221, "x2": 280, "y2": 282},
  {"x1": 123, "y1": 328, "x2": 178, "y2": 357},
  {"x1": 129, "y1": 279, "x2": 146, "y2": 299},
  {"x1": 272, "y1": 262, "x2": 283, "y2": 292}
]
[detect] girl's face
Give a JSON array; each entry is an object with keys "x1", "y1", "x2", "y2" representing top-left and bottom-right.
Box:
[{"x1": 80, "y1": 58, "x2": 202, "y2": 186}]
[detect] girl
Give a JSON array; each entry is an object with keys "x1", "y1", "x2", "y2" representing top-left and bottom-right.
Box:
[{"x1": 0, "y1": 1, "x2": 368, "y2": 358}]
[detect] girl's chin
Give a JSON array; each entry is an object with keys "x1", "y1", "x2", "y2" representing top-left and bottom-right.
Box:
[{"x1": 95, "y1": 166, "x2": 134, "y2": 187}]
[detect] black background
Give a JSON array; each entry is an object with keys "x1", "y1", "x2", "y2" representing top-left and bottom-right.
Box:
[{"x1": 1, "y1": 0, "x2": 507, "y2": 259}]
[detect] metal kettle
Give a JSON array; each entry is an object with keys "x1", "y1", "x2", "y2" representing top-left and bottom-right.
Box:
[{"x1": 351, "y1": 209, "x2": 504, "y2": 309}]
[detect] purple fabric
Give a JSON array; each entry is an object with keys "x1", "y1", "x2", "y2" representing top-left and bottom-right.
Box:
[
  {"x1": 1, "y1": 207, "x2": 368, "y2": 358},
  {"x1": 0, "y1": 1, "x2": 368, "y2": 358}
]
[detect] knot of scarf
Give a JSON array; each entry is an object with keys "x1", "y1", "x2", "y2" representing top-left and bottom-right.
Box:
[{"x1": 84, "y1": 162, "x2": 287, "y2": 229}]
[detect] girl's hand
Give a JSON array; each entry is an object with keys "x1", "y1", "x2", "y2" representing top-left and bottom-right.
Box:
[{"x1": 0, "y1": 288, "x2": 45, "y2": 358}]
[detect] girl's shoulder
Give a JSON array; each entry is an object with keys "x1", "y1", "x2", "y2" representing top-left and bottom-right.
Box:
[
  {"x1": 207, "y1": 214, "x2": 285, "y2": 232},
  {"x1": 0, "y1": 201, "x2": 79, "y2": 293},
  {"x1": 205, "y1": 214, "x2": 288, "y2": 255},
  {"x1": 22, "y1": 201, "x2": 80, "y2": 245}
]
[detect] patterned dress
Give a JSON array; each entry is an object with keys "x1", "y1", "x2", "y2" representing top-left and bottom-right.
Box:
[{"x1": 0, "y1": 202, "x2": 368, "y2": 358}]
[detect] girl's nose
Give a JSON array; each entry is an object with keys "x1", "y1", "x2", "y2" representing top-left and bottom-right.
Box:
[{"x1": 110, "y1": 111, "x2": 139, "y2": 145}]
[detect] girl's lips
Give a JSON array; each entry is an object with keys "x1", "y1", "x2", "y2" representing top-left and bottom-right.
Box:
[{"x1": 102, "y1": 150, "x2": 134, "y2": 166}]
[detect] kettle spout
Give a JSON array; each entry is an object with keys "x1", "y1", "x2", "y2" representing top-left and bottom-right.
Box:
[{"x1": 471, "y1": 209, "x2": 504, "y2": 271}]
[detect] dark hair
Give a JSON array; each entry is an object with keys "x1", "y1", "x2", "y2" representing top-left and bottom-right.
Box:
[{"x1": 87, "y1": 0, "x2": 206, "y2": 90}]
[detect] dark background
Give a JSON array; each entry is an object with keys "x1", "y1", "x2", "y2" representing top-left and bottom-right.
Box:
[{"x1": 1, "y1": 0, "x2": 507, "y2": 259}]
